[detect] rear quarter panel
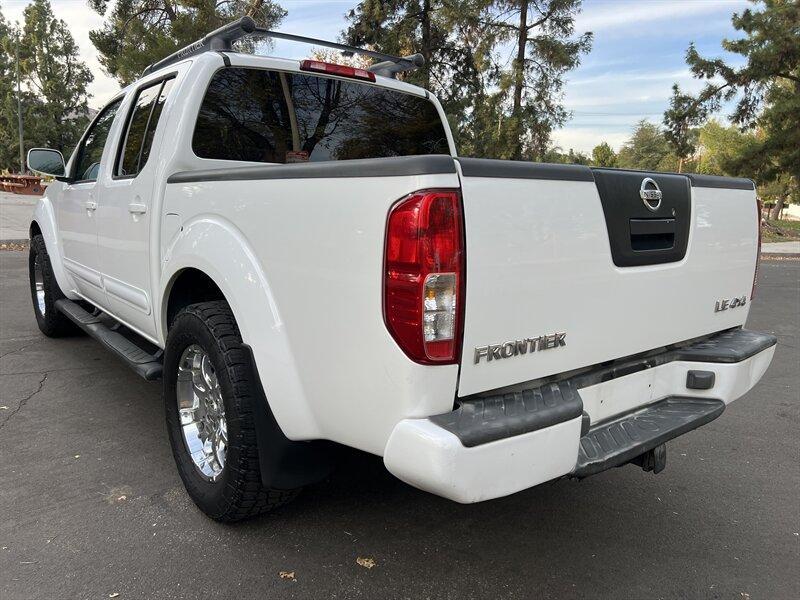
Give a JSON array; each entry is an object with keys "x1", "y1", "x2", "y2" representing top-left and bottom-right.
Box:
[{"x1": 162, "y1": 172, "x2": 461, "y2": 454}]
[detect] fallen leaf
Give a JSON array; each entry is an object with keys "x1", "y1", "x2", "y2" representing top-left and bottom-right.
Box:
[
  {"x1": 356, "y1": 557, "x2": 376, "y2": 569},
  {"x1": 279, "y1": 571, "x2": 296, "y2": 581}
]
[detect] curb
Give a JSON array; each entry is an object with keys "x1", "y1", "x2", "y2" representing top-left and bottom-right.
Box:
[
  {"x1": 762, "y1": 253, "x2": 800, "y2": 260},
  {"x1": 0, "y1": 239, "x2": 29, "y2": 251}
]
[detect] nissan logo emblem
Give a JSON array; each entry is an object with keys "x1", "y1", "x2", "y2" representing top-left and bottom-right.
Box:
[{"x1": 639, "y1": 177, "x2": 663, "y2": 211}]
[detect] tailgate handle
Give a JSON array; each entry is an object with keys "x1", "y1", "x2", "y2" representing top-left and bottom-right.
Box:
[
  {"x1": 630, "y1": 218, "x2": 675, "y2": 235},
  {"x1": 630, "y1": 218, "x2": 675, "y2": 251}
]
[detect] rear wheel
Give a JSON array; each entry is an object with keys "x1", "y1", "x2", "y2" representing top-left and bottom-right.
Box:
[
  {"x1": 163, "y1": 300, "x2": 299, "y2": 522},
  {"x1": 28, "y1": 234, "x2": 79, "y2": 337}
]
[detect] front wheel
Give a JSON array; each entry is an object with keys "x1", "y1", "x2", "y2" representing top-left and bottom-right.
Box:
[
  {"x1": 28, "y1": 234, "x2": 79, "y2": 337},
  {"x1": 163, "y1": 300, "x2": 299, "y2": 522}
]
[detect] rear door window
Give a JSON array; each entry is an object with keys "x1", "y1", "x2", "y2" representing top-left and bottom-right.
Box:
[
  {"x1": 116, "y1": 77, "x2": 175, "y2": 177},
  {"x1": 192, "y1": 67, "x2": 449, "y2": 163}
]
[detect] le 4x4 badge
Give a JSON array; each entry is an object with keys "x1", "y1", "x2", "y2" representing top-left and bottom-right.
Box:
[{"x1": 715, "y1": 295, "x2": 747, "y2": 312}]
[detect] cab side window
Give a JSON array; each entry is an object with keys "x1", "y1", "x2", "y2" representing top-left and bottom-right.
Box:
[
  {"x1": 73, "y1": 98, "x2": 122, "y2": 183},
  {"x1": 116, "y1": 78, "x2": 175, "y2": 177}
]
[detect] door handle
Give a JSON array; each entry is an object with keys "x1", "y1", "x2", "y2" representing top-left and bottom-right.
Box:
[
  {"x1": 84, "y1": 200, "x2": 97, "y2": 211},
  {"x1": 128, "y1": 203, "x2": 147, "y2": 214}
]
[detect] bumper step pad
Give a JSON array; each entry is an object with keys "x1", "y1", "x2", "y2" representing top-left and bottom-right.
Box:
[
  {"x1": 429, "y1": 380, "x2": 583, "y2": 448},
  {"x1": 55, "y1": 299, "x2": 163, "y2": 380},
  {"x1": 673, "y1": 328, "x2": 777, "y2": 363},
  {"x1": 574, "y1": 397, "x2": 725, "y2": 478}
]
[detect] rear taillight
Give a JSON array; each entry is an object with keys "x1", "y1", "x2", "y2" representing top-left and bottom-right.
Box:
[
  {"x1": 752, "y1": 197, "x2": 762, "y2": 299},
  {"x1": 384, "y1": 190, "x2": 464, "y2": 364},
  {"x1": 300, "y1": 59, "x2": 376, "y2": 82}
]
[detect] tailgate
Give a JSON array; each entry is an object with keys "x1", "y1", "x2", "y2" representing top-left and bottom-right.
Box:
[{"x1": 455, "y1": 158, "x2": 759, "y2": 397}]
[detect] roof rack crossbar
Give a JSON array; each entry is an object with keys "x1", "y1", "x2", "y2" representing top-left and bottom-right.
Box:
[{"x1": 141, "y1": 16, "x2": 424, "y2": 79}]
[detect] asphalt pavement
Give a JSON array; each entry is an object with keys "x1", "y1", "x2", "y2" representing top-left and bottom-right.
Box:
[
  {"x1": 0, "y1": 250, "x2": 798, "y2": 600},
  {"x1": 0, "y1": 192, "x2": 38, "y2": 241}
]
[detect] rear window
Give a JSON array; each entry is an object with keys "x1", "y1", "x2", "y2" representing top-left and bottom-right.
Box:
[
  {"x1": 116, "y1": 77, "x2": 174, "y2": 177},
  {"x1": 192, "y1": 67, "x2": 450, "y2": 163}
]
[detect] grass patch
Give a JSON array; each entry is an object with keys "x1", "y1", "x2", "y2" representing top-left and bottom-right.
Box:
[{"x1": 762, "y1": 219, "x2": 800, "y2": 243}]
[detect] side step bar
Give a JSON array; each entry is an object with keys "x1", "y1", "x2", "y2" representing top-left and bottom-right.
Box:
[
  {"x1": 55, "y1": 299, "x2": 163, "y2": 380},
  {"x1": 573, "y1": 397, "x2": 725, "y2": 478}
]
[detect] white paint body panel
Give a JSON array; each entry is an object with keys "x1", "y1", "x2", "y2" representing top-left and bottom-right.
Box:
[
  {"x1": 384, "y1": 416, "x2": 583, "y2": 503},
  {"x1": 162, "y1": 173, "x2": 462, "y2": 451},
  {"x1": 457, "y1": 175, "x2": 758, "y2": 396}
]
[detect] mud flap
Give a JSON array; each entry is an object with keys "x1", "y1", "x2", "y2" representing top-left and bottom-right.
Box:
[{"x1": 242, "y1": 344, "x2": 337, "y2": 489}]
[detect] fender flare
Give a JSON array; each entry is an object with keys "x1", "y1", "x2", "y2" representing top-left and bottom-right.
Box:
[
  {"x1": 31, "y1": 198, "x2": 79, "y2": 300},
  {"x1": 159, "y1": 215, "x2": 320, "y2": 441}
]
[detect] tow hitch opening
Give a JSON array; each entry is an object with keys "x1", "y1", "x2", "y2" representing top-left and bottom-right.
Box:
[{"x1": 630, "y1": 444, "x2": 667, "y2": 474}]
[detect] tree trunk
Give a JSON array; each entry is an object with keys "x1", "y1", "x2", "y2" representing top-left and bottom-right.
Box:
[
  {"x1": 677, "y1": 156, "x2": 684, "y2": 173},
  {"x1": 769, "y1": 193, "x2": 788, "y2": 220},
  {"x1": 421, "y1": 0, "x2": 432, "y2": 90},
  {"x1": 164, "y1": 0, "x2": 178, "y2": 22},
  {"x1": 511, "y1": 0, "x2": 528, "y2": 160}
]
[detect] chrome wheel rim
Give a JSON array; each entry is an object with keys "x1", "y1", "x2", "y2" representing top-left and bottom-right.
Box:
[
  {"x1": 176, "y1": 344, "x2": 228, "y2": 480},
  {"x1": 33, "y1": 253, "x2": 46, "y2": 316}
]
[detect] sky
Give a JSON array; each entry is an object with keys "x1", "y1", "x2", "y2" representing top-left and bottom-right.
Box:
[{"x1": 3, "y1": 0, "x2": 750, "y2": 154}]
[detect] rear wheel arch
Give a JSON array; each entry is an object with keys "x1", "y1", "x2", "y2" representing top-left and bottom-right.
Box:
[
  {"x1": 30, "y1": 220, "x2": 42, "y2": 239},
  {"x1": 160, "y1": 219, "x2": 318, "y2": 441},
  {"x1": 163, "y1": 268, "x2": 226, "y2": 334}
]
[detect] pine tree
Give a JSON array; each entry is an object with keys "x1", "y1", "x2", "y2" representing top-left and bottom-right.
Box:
[
  {"x1": 616, "y1": 121, "x2": 673, "y2": 172},
  {"x1": 664, "y1": 0, "x2": 799, "y2": 216},
  {"x1": 591, "y1": 142, "x2": 616, "y2": 168},
  {"x1": 474, "y1": 0, "x2": 591, "y2": 160},
  {"x1": 0, "y1": 5, "x2": 19, "y2": 170},
  {"x1": 19, "y1": 0, "x2": 93, "y2": 155},
  {"x1": 88, "y1": 0, "x2": 287, "y2": 85},
  {"x1": 344, "y1": 0, "x2": 492, "y2": 147}
]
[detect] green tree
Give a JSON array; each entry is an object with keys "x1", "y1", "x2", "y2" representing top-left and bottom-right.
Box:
[
  {"x1": 344, "y1": 0, "x2": 590, "y2": 160},
  {"x1": 541, "y1": 146, "x2": 588, "y2": 164},
  {"x1": 0, "y1": 5, "x2": 18, "y2": 170},
  {"x1": 19, "y1": 0, "x2": 92, "y2": 155},
  {"x1": 591, "y1": 141, "x2": 616, "y2": 167},
  {"x1": 344, "y1": 0, "x2": 492, "y2": 147},
  {"x1": 473, "y1": 0, "x2": 592, "y2": 160},
  {"x1": 89, "y1": 0, "x2": 287, "y2": 85},
  {"x1": 616, "y1": 120, "x2": 673, "y2": 171},
  {"x1": 695, "y1": 120, "x2": 759, "y2": 177},
  {"x1": 664, "y1": 0, "x2": 799, "y2": 217},
  {"x1": 663, "y1": 84, "x2": 699, "y2": 172}
]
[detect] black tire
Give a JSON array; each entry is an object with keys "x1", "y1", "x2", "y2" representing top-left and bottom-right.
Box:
[
  {"x1": 163, "y1": 300, "x2": 299, "y2": 522},
  {"x1": 29, "y1": 234, "x2": 79, "y2": 337}
]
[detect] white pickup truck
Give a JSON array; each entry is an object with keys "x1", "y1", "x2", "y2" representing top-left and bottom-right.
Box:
[{"x1": 26, "y1": 18, "x2": 775, "y2": 522}]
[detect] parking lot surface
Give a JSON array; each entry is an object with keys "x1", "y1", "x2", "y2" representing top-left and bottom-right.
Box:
[
  {"x1": 1, "y1": 250, "x2": 798, "y2": 600},
  {"x1": 0, "y1": 193, "x2": 37, "y2": 241}
]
